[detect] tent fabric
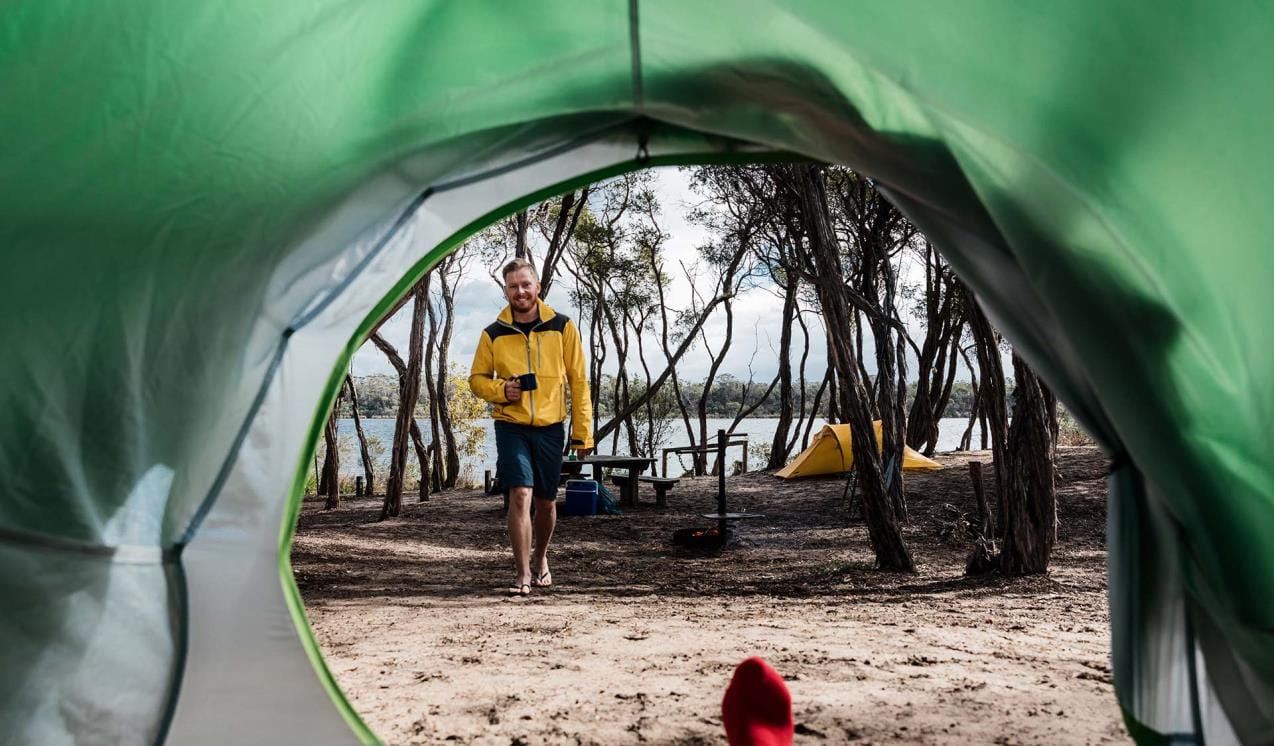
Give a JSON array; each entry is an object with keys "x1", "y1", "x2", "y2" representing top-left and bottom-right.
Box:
[
  {"x1": 774, "y1": 423, "x2": 942, "y2": 479},
  {"x1": 2, "y1": 2, "x2": 1272, "y2": 744},
  {"x1": 163, "y1": 133, "x2": 771, "y2": 745}
]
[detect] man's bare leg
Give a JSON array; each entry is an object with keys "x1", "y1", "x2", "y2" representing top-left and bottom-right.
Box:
[
  {"x1": 507, "y1": 486, "x2": 533, "y2": 590},
  {"x1": 531, "y1": 496, "x2": 556, "y2": 585}
]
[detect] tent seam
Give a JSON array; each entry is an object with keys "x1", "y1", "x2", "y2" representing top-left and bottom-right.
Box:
[
  {"x1": 177, "y1": 336, "x2": 290, "y2": 546},
  {"x1": 628, "y1": 0, "x2": 643, "y2": 109},
  {"x1": 289, "y1": 189, "x2": 434, "y2": 332},
  {"x1": 152, "y1": 553, "x2": 188, "y2": 746},
  {"x1": 0, "y1": 524, "x2": 177, "y2": 560}
]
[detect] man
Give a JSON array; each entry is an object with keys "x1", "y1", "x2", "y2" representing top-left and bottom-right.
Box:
[{"x1": 469, "y1": 258, "x2": 593, "y2": 596}]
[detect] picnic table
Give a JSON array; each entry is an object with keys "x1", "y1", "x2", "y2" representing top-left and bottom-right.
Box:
[
  {"x1": 661, "y1": 433, "x2": 749, "y2": 477},
  {"x1": 561, "y1": 454, "x2": 655, "y2": 507}
]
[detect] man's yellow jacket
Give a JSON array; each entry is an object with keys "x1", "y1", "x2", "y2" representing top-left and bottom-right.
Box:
[{"x1": 468, "y1": 299, "x2": 594, "y2": 449}]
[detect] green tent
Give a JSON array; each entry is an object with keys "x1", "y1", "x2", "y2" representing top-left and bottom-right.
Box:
[{"x1": 2, "y1": 3, "x2": 1271, "y2": 743}]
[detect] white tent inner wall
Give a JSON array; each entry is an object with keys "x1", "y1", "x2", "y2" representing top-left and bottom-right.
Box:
[{"x1": 167, "y1": 130, "x2": 765, "y2": 745}]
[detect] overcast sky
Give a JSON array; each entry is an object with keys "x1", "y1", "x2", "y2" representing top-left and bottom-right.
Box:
[{"x1": 350, "y1": 166, "x2": 983, "y2": 385}]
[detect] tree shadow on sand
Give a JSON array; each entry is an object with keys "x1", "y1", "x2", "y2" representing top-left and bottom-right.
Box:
[{"x1": 293, "y1": 448, "x2": 1110, "y2": 606}]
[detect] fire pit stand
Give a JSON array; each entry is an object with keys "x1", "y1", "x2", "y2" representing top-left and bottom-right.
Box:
[{"x1": 673, "y1": 429, "x2": 763, "y2": 551}]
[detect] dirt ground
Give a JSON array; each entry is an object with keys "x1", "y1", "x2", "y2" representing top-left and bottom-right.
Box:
[{"x1": 292, "y1": 446, "x2": 1126, "y2": 745}]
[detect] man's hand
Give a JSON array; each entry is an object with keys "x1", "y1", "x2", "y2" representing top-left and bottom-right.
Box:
[
  {"x1": 573, "y1": 447, "x2": 592, "y2": 458},
  {"x1": 503, "y1": 378, "x2": 522, "y2": 403}
]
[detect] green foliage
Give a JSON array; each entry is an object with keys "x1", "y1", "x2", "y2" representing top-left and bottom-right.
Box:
[
  {"x1": 902, "y1": 380, "x2": 986, "y2": 419},
  {"x1": 401, "y1": 458, "x2": 421, "y2": 493},
  {"x1": 612, "y1": 376, "x2": 679, "y2": 458},
  {"x1": 594, "y1": 372, "x2": 830, "y2": 419},
  {"x1": 337, "y1": 432, "x2": 356, "y2": 464},
  {"x1": 1058, "y1": 406, "x2": 1095, "y2": 446},
  {"x1": 446, "y1": 364, "x2": 487, "y2": 486},
  {"x1": 340, "y1": 372, "x2": 991, "y2": 425},
  {"x1": 364, "y1": 433, "x2": 386, "y2": 465},
  {"x1": 337, "y1": 374, "x2": 398, "y2": 417},
  {"x1": 747, "y1": 441, "x2": 771, "y2": 471}
]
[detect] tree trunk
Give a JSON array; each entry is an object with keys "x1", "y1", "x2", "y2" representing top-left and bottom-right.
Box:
[
  {"x1": 926, "y1": 329, "x2": 963, "y2": 456},
  {"x1": 370, "y1": 331, "x2": 431, "y2": 498},
  {"x1": 317, "y1": 419, "x2": 332, "y2": 496},
  {"x1": 514, "y1": 210, "x2": 529, "y2": 259},
  {"x1": 887, "y1": 302, "x2": 911, "y2": 519},
  {"x1": 960, "y1": 382, "x2": 979, "y2": 451},
  {"x1": 599, "y1": 299, "x2": 639, "y2": 456},
  {"x1": 853, "y1": 310, "x2": 873, "y2": 405},
  {"x1": 695, "y1": 299, "x2": 734, "y2": 475},
  {"x1": 592, "y1": 293, "x2": 732, "y2": 444},
  {"x1": 321, "y1": 407, "x2": 340, "y2": 510},
  {"x1": 907, "y1": 315, "x2": 961, "y2": 457},
  {"x1": 965, "y1": 460, "x2": 996, "y2": 575},
  {"x1": 860, "y1": 227, "x2": 908, "y2": 523},
  {"x1": 436, "y1": 264, "x2": 460, "y2": 488},
  {"x1": 381, "y1": 277, "x2": 428, "y2": 520},
  {"x1": 649, "y1": 249, "x2": 697, "y2": 473},
  {"x1": 824, "y1": 340, "x2": 841, "y2": 425},
  {"x1": 905, "y1": 243, "x2": 963, "y2": 456},
  {"x1": 997, "y1": 353, "x2": 1057, "y2": 575},
  {"x1": 345, "y1": 374, "x2": 375, "y2": 496},
  {"x1": 802, "y1": 368, "x2": 831, "y2": 450},
  {"x1": 866, "y1": 293, "x2": 907, "y2": 521},
  {"x1": 539, "y1": 187, "x2": 589, "y2": 299},
  {"x1": 906, "y1": 244, "x2": 941, "y2": 451},
  {"x1": 957, "y1": 343, "x2": 980, "y2": 451},
  {"x1": 768, "y1": 276, "x2": 799, "y2": 469},
  {"x1": 787, "y1": 304, "x2": 813, "y2": 456},
  {"x1": 629, "y1": 308, "x2": 660, "y2": 458},
  {"x1": 588, "y1": 292, "x2": 606, "y2": 436},
  {"x1": 423, "y1": 292, "x2": 443, "y2": 494},
  {"x1": 795, "y1": 165, "x2": 913, "y2": 572},
  {"x1": 965, "y1": 288, "x2": 1009, "y2": 534}
]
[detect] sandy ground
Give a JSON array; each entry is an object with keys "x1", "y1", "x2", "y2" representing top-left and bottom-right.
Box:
[{"x1": 293, "y1": 446, "x2": 1126, "y2": 745}]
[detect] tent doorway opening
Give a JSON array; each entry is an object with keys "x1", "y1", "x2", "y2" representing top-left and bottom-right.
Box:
[
  {"x1": 10, "y1": 6, "x2": 1274, "y2": 745},
  {"x1": 286, "y1": 162, "x2": 1122, "y2": 744}
]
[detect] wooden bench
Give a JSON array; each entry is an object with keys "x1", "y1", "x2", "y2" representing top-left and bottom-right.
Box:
[
  {"x1": 613, "y1": 474, "x2": 680, "y2": 507},
  {"x1": 640, "y1": 476, "x2": 680, "y2": 507}
]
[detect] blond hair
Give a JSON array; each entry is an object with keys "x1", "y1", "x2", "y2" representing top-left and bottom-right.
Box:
[{"x1": 501, "y1": 257, "x2": 538, "y2": 281}]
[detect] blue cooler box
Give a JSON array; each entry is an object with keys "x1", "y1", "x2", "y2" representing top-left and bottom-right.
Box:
[{"x1": 562, "y1": 479, "x2": 599, "y2": 516}]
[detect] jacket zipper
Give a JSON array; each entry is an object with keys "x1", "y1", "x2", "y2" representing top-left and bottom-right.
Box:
[
  {"x1": 498, "y1": 316, "x2": 544, "y2": 424},
  {"x1": 525, "y1": 331, "x2": 535, "y2": 422}
]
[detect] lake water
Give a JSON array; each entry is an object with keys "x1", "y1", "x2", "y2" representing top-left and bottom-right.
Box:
[{"x1": 332, "y1": 416, "x2": 977, "y2": 480}]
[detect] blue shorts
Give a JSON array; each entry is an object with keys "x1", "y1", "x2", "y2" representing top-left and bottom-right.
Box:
[{"x1": 494, "y1": 420, "x2": 565, "y2": 501}]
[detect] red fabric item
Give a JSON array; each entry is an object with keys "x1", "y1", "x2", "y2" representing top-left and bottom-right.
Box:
[{"x1": 721, "y1": 657, "x2": 795, "y2": 746}]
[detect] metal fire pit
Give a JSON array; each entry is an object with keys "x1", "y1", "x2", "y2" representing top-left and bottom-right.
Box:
[{"x1": 672, "y1": 525, "x2": 729, "y2": 552}]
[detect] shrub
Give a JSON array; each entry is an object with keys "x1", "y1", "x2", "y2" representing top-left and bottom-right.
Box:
[{"x1": 1057, "y1": 407, "x2": 1095, "y2": 447}]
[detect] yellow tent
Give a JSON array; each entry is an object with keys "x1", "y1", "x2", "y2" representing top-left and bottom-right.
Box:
[{"x1": 774, "y1": 422, "x2": 942, "y2": 479}]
